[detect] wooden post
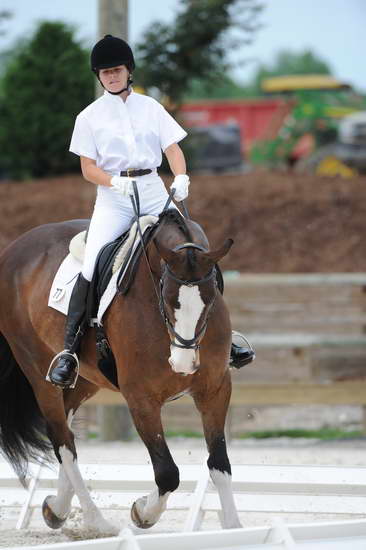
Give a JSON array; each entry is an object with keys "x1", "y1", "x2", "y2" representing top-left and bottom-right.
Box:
[
  {"x1": 96, "y1": 0, "x2": 128, "y2": 98},
  {"x1": 96, "y1": 1, "x2": 129, "y2": 438},
  {"x1": 98, "y1": 0, "x2": 128, "y2": 39},
  {"x1": 98, "y1": 404, "x2": 134, "y2": 442}
]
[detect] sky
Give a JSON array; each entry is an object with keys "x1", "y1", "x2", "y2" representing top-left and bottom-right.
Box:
[{"x1": 0, "y1": 0, "x2": 365, "y2": 91}]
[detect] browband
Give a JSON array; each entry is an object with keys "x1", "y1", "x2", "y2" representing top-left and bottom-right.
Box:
[{"x1": 173, "y1": 242, "x2": 208, "y2": 253}]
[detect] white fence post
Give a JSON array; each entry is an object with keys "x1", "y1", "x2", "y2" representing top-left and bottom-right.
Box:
[
  {"x1": 183, "y1": 467, "x2": 209, "y2": 531},
  {"x1": 16, "y1": 463, "x2": 43, "y2": 530}
]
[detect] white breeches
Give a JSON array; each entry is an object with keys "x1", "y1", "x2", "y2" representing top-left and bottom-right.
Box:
[{"x1": 82, "y1": 173, "x2": 175, "y2": 282}]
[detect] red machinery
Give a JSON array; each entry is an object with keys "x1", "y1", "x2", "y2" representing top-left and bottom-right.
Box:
[{"x1": 179, "y1": 98, "x2": 285, "y2": 155}]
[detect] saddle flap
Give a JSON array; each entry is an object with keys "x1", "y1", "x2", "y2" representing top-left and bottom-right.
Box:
[{"x1": 90, "y1": 215, "x2": 158, "y2": 323}]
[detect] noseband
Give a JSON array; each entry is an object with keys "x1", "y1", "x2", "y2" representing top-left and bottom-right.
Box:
[{"x1": 159, "y1": 243, "x2": 217, "y2": 351}]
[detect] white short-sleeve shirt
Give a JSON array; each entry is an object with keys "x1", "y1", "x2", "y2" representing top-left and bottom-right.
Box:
[{"x1": 69, "y1": 90, "x2": 187, "y2": 174}]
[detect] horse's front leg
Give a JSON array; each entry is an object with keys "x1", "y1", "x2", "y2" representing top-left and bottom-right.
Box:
[
  {"x1": 36, "y1": 379, "x2": 117, "y2": 535},
  {"x1": 193, "y1": 371, "x2": 242, "y2": 529},
  {"x1": 128, "y1": 398, "x2": 179, "y2": 529}
]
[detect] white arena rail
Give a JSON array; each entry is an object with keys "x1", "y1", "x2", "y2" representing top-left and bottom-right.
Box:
[
  {"x1": 0, "y1": 462, "x2": 366, "y2": 533},
  {"x1": 2, "y1": 520, "x2": 366, "y2": 550}
]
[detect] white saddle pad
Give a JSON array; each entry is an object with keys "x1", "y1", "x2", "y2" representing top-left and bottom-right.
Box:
[{"x1": 48, "y1": 216, "x2": 158, "y2": 324}]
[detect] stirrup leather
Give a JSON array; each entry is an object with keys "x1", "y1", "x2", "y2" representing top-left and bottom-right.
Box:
[{"x1": 46, "y1": 350, "x2": 80, "y2": 389}]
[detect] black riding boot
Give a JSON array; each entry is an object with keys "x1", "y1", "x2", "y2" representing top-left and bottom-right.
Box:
[
  {"x1": 48, "y1": 273, "x2": 90, "y2": 388},
  {"x1": 229, "y1": 331, "x2": 255, "y2": 369},
  {"x1": 215, "y1": 266, "x2": 255, "y2": 369}
]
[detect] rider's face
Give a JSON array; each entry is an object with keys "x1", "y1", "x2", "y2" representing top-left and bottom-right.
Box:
[{"x1": 99, "y1": 65, "x2": 129, "y2": 93}]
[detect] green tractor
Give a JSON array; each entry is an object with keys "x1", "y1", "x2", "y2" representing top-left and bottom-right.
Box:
[{"x1": 250, "y1": 75, "x2": 366, "y2": 176}]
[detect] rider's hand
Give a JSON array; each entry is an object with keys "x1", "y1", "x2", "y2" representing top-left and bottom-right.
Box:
[
  {"x1": 170, "y1": 174, "x2": 190, "y2": 202},
  {"x1": 110, "y1": 175, "x2": 134, "y2": 197}
]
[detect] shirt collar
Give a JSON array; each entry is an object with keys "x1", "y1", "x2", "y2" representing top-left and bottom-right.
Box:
[{"x1": 103, "y1": 88, "x2": 134, "y2": 104}]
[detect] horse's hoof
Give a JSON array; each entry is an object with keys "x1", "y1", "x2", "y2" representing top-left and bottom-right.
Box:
[
  {"x1": 42, "y1": 495, "x2": 68, "y2": 529},
  {"x1": 130, "y1": 500, "x2": 154, "y2": 529}
]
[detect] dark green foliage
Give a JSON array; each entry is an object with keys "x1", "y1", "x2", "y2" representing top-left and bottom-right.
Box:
[
  {"x1": 0, "y1": 21, "x2": 94, "y2": 179},
  {"x1": 240, "y1": 428, "x2": 363, "y2": 440},
  {"x1": 164, "y1": 428, "x2": 364, "y2": 440},
  {"x1": 186, "y1": 48, "x2": 334, "y2": 100},
  {"x1": 0, "y1": 10, "x2": 14, "y2": 80},
  {"x1": 253, "y1": 49, "x2": 333, "y2": 95},
  {"x1": 185, "y1": 75, "x2": 252, "y2": 100},
  {"x1": 0, "y1": 10, "x2": 12, "y2": 37},
  {"x1": 134, "y1": 0, "x2": 262, "y2": 105}
]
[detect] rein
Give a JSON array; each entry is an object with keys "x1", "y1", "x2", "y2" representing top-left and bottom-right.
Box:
[
  {"x1": 129, "y1": 180, "x2": 170, "y2": 306},
  {"x1": 129, "y1": 184, "x2": 217, "y2": 352}
]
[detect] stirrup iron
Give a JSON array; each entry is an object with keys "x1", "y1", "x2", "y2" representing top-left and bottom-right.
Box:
[
  {"x1": 46, "y1": 350, "x2": 80, "y2": 389},
  {"x1": 232, "y1": 330, "x2": 255, "y2": 352},
  {"x1": 230, "y1": 331, "x2": 256, "y2": 369}
]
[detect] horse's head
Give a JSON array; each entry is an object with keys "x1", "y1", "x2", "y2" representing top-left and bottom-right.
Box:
[{"x1": 155, "y1": 231, "x2": 233, "y2": 376}]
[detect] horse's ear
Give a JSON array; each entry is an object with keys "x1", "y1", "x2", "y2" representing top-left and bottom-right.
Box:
[
  {"x1": 203, "y1": 238, "x2": 234, "y2": 264},
  {"x1": 153, "y1": 238, "x2": 179, "y2": 265}
]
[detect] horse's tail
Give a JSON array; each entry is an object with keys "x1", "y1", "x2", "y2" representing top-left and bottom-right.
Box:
[{"x1": 0, "y1": 332, "x2": 52, "y2": 484}]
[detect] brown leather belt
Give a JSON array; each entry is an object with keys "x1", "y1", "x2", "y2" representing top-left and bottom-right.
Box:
[{"x1": 120, "y1": 168, "x2": 152, "y2": 177}]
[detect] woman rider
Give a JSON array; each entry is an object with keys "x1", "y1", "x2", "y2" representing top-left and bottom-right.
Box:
[{"x1": 48, "y1": 34, "x2": 254, "y2": 388}]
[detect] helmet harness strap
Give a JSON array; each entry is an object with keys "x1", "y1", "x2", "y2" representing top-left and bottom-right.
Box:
[{"x1": 97, "y1": 73, "x2": 133, "y2": 96}]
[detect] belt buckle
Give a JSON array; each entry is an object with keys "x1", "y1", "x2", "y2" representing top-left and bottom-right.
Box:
[{"x1": 127, "y1": 168, "x2": 133, "y2": 177}]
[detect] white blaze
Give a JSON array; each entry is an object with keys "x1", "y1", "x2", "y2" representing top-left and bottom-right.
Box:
[{"x1": 169, "y1": 285, "x2": 205, "y2": 375}]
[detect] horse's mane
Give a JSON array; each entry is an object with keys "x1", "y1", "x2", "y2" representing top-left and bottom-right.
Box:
[
  {"x1": 158, "y1": 209, "x2": 201, "y2": 272},
  {"x1": 158, "y1": 208, "x2": 193, "y2": 242}
]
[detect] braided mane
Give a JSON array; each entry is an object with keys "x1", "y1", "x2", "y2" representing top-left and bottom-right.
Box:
[
  {"x1": 158, "y1": 209, "x2": 198, "y2": 272},
  {"x1": 158, "y1": 208, "x2": 193, "y2": 242}
]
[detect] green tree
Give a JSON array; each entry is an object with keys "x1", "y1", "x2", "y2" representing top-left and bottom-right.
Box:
[
  {"x1": 134, "y1": 0, "x2": 262, "y2": 107},
  {"x1": 0, "y1": 10, "x2": 11, "y2": 36},
  {"x1": 0, "y1": 9, "x2": 13, "y2": 78},
  {"x1": 253, "y1": 49, "x2": 332, "y2": 95},
  {"x1": 184, "y1": 74, "x2": 252, "y2": 100},
  {"x1": 0, "y1": 21, "x2": 94, "y2": 179}
]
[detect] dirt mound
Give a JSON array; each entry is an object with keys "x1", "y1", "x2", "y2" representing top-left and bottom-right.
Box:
[{"x1": 0, "y1": 171, "x2": 365, "y2": 272}]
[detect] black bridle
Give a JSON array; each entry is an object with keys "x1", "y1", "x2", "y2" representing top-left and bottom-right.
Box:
[
  {"x1": 129, "y1": 183, "x2": 217, "y2": 352},
  {"x1": 159, "y1": 243, "x2": 218, "y2": 351}
]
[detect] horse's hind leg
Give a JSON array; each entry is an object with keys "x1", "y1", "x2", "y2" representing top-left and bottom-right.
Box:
[
  {"x1": 128, "y1": 398, "x2": 179, "y2": 529},
  {"x1": 35, "y1": 378, "x2": 117, "y2": 535},
  {"x1": 194, "y1": 371, "x2": 242, "y2": 529},
  {"x1": 41, "y1": 377, "x2": 97, "y2": 529},
  {"x1": 42, "y1": 456, "x2": 74, "y2": 529}
]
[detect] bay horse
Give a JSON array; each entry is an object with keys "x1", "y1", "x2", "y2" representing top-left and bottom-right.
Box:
[{"x1": 0, "y1": 209, "x2": 241, "y2": 534}]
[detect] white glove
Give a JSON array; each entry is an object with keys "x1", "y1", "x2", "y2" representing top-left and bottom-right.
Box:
[
  {"x1": 171, "y1": 174, "x2": 190, "y2": 202},
  {"x1": 110, "y1": 175, "x2": 134, "y2": 197}
]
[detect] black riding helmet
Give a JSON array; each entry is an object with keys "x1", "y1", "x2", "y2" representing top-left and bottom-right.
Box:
[
  {"x1": 91, "y1": 34, "x2": 135, "y2": 95},
  {"x1": 90, "y1": 34, "x2": 135, "y2": 73}
]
